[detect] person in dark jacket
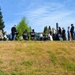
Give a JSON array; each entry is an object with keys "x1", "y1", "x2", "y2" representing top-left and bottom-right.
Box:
[
  {"x1": 70, "y1": 24, "x2": 74, "y2": 40},
  {"x1": 11, "y1": 25, "x2": 17, "y2": 40},
  {"x1": 58, "y1": 27, "x2": 61, "y2": 35},
  {"x1": 61, "y1": 27, "x2": 66, "y2": 40},
  {"x1": 30, "y1": 29, "x2": 35, "y2": 40}
]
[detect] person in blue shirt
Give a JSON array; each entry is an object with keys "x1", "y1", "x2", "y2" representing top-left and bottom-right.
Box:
[{"x1": 67, "y1": 26, "x2": 70, "y2": 40}]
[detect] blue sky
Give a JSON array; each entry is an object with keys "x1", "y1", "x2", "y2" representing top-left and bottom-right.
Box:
[{"x1": 0, "y1": 0, "x2": 75, "y2": 33}]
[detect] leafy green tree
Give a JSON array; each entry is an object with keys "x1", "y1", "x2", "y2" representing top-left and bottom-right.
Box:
[
  {"x1": 0, "y1": 7, "x2": 5, "y2": 32},
  {"x1": 17, "y1": 17, "x2": 31, "y2": 37}
]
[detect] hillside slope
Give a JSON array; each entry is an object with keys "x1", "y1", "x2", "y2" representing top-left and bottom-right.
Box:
[{"x1": 0, "y1": 41, "x2": 75, "y2": 75}]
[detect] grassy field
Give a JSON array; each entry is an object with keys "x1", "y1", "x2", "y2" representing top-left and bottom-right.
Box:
[{"x1": 0, "y1": 41, "x2": 75, "y2": 75}]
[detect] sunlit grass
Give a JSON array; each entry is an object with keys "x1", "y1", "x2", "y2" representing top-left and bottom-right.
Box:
[
  {"x1": 59, "y1": 57, "x2": 75, "y2": 71},
  {"x1": 0, "y1": 41, "x2": 75, "y2": 75}
]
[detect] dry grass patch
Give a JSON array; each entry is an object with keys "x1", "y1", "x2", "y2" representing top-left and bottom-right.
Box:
[{"x1": 0, "y1": 41, "x2": 75, "y2": 75}]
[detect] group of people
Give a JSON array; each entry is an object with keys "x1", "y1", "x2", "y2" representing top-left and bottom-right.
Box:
[
  {"x1": 58, "y1": 24, "x2": 74, "y2": 41},
  {"x1": 67, "y1": 24, "x2": 75, "y2": 40},
  {"x1": 51, "y1": 24, "x2": 75, "y2": 41},
  {"x1": 2, "y1": 24, "x2": 75, "y2": 41}
]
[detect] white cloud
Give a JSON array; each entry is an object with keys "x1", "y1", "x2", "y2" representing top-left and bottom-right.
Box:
[
  {"x1": 23, "y1": 2, "x2": 75, "y2": 32},
  {"x1": 2, "y1": 0, "x2": 75, "y2": 33}
]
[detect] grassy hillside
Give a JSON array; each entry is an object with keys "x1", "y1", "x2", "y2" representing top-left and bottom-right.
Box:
[{"x1": 0, "y1": 41, "x2": 75, "y2": 75}]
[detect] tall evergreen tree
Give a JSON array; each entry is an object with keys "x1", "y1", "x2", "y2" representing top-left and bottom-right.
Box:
[
  {"x1": 43, "y1": 26, "x2": 49, "y2": 34},
  {"x1": 0, "y1": 7, "x2": 5, "y2": 32}
]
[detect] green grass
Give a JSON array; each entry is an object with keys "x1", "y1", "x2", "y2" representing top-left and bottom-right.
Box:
[
  {"x1": 0, "y1": 70, "x2": 8, "y2": 75},
  {"x1": 47, "y1": 51, "x2": 57, "y2": 65},
  {"x1": 20, "y1": 60, "x2": 33, "y2": 67},
  {"x1": 60, "y1": 57, "x2": 75, "y2": 71}
]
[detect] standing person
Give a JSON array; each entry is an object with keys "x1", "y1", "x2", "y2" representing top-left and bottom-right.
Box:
[
  {"x1": 61, "y1": 27, "x2": 66, "y2": 40},
  {"x1": 11, "y1": 25, "x2": 17, "y2": 40},
  {"x1": 52, "y1": 28, "x2": 56, "y2": 40},
  {"x1": 58, "y1": 27, "x2": 61, "y2": 35},
  {"x1": 70, "y1": 24, "x2": 74, "y2": 40},
  {"x1": 67, "y1": 26, "x2": 70, "y2": 40},
  {"x1": 58, "y1": 27, "x2": 62, "y2": 40}
]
